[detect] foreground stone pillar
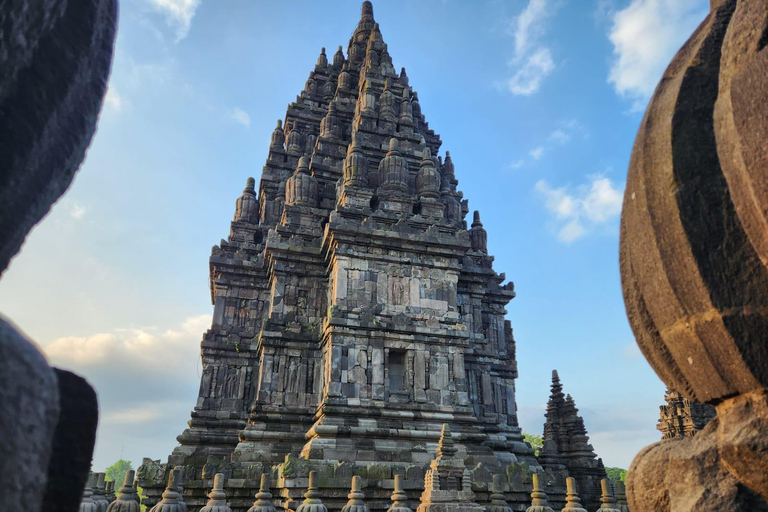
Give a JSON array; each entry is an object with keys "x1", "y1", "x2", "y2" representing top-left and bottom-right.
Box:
[
  {"x1": 0, "y1": 1, "x2": 117, "y2": 511},
  {"x1": 620, "y1": 0, "x2": 768, "y2": 509}
]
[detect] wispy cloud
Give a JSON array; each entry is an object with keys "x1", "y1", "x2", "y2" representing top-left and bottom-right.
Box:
[
  {"x1": 529, "y1": 146, "x2": 545, "y2": 160},
  {"x1": 505, "y1": 0, "x2": 561, "y2": 96},
  {"x1": 70, "y1": 204, "x2": 87, "y2": 220},
  {"x1": 230, "y1": 108, "x2": 251, "y2": 127},
  {"x1": 512, "y1": 119, "x2": 585, "y2": 169},
  {"x1": 149, "y1": 0, "x2": 202, "y2": 42},
  {"x1": 104, "y1": 85, "x2": 123, "y2": 112},
  {"x1": 535, "y1": 175, "x2": 624, "y2": 242},
  {"x1": 606, "y1": 0, "x2": 708, "y2": 111},
  {"x1": 45, "y1": 314, "x2": 209, "y2": 370}
]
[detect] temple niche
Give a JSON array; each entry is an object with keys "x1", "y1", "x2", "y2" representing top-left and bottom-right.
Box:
[{"x1": 136, "y1": 3, "x2": 606, "y2": 511}]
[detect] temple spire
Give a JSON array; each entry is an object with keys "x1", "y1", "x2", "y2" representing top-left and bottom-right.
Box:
[
  {"x1": 333, "y1": 45, "x2": 345, "y2": 69},
  {"x1": 316, "y1": 47, "x2": 328, "y2": 69},
  {"x1": 234, "y1": 177, "x2": 258, "y2": 223},
  {"x1": 469, "y1": 211, "x2": 488, "y2": 253}
]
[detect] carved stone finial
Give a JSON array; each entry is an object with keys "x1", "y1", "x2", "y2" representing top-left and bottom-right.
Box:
[
  {"x1": 525, "y1": 473, "x2": 554, "y2": 512},
  {"x1": 469, "y1": 210, "x2": 488, "y2": 253},
  {"x1": 614, "y1": 481, "x2": 629, "y2": 512},
  {"x1": 416, "y1": 147, "x2": 440, "y2": 200},
  {"x1": 361, "y1": 1, "x2": 374, "y2": 20},
  {"x1": 399, "y1": 67, "x2": 409, "y2": 86},
  {"x1": 285, "y1": 156, "x2": 318, "y2": 207},
  {"x1": 106, "y1": 470, "x2": 140, "y2": 512},
  {"x1": 247, "y1": 474, "x2": 277, "y2": 512},
  {"x1": 80, "y1": 473, "x2": 99, "y2": 512},
  {"x1": 399, "y1": 88, "x2": 414, "y2": 123},
  {"x1": 378, "y1": 138, "x2": 409, "y2": 194},
  {"x1": 93, "y1": 472, "x2": 109, "y2": 512},
  {"x1": 344, "y1": 134, "x2": 369, "y2": 188},
  {"x1": 150, "y1": 469, "x2": 184, "y2": 512},
  {"x1": 286, "y1": 122, "x2": 303, "y2": 154},
  {"x1": 361, "y1": 79, "x2": 376, "y2": 114},
  {"x1": 436, "y1": 423, "x2": 457, "y2": 459},
  {"x1": 371, "y1": 22, "x2": 383, "y2": 43},
  {"x1": 487, "y1": 474, "x2": 512, "y2": 512},
  {"x1": 270, "y1": 119, "x2": 285, "y2": 150},
  {"x1": 333, "y1": 45, "x2": 345, "y2": 68},
  {"x1": 562, "y1": 477, "x2": 587, "y2": 512},
  {"x1": 199, "y1": 473, "x2": 231, "y2": 512},
  {"x1": 379, "y1": 79, "x2": 396, "y2": 120},
  {"x1": 340, "y1": 476, "x2": 369, "y2": 512},
  {"x1": 296, "y1": 472, "x2": 328, "y2": 512},
  {"x1": 316, "y1": 47, "x2": 328, "y2": 68},
  {"x1": 387, "y1": 474, "x2": 412, "y2": 512},
  {"x1": 461, "y1": 468, "x2": 472, "y2": 493},
  {"x1": 235, "y1": 177, "x2": 259, "y2": 223},
  {"x1": 321, "y1": 101, "x2": 341, "y2": 139},
  {"x1": 596, "y1": 479, "x2": 620, "y2": 512}
]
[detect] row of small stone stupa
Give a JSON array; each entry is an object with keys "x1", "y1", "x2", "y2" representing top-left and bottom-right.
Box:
[{"x1": 87, "y1": 425, "x2": 629, "y2": 512}]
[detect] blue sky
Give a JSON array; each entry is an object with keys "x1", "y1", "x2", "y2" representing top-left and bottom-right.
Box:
[{"x1": 0, "y1": 0, "x2": 711, "y2": 471}]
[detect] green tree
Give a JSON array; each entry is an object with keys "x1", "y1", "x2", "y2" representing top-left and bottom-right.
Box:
[
  {"x1": 105, "y1": 459, "x2": 133, "y2": 484},
  {"x1": 523, "y1": 432, "x2": 543, "y2": 456},
  {"x1": 605, "y1": 466, "x2": 627, "y2": 483}
]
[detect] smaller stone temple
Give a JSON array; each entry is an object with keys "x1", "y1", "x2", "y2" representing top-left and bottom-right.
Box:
[
  {"x1": 538, "y1": 371, "x2": 606, "y2": 512},
  {"x1": 656, "y1": 388, "x2": 716, "y2": 439}
]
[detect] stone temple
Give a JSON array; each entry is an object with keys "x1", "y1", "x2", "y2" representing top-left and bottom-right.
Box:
[{"x1": 137, "y1": 3, "x2": 606, "y2": 511}]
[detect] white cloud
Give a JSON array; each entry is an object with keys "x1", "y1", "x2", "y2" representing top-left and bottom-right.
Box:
[
  {"x1": 41, "y1": 314, "x2": 210, "y2": 471},
  {"x1": 508, "y1": 160, "x2": 525, "y2": 170},
  {"x1": 529, "y1": 146, "x2": 545, "y2": 160},
  {"x1": 582, "y1": 177, "x2": 623, "y2": 222},
  {"x1": 505, "y1": 0, "x2": 561, "y2": 96},
  {"x1": 149, "y1": 0, "x2": 201, "y2": 41},
  {"x1": 230, "y1": 108, "x2": 251, "y2": 127},
  {"x1": 104, "y1": 85, "x2": 122, "y2": 112},
  {"x1": 508, "y1": 47, "x2": 556, "y2": 96},
  {"x1": 607, "y1": 0, "x2": 708, "y2": 107},
  {"x1": 549, "y1": 129, "x2": 570, "y2": 144},
  {"x1": 45, "y1": 314, "x2": 209, "y2": 370},
  {"x1": 70, "y1": 204, "x2": 87, "y2": 220},
  {"x1": 535, "y1": 175, "x2": 625, "y2": 242}
]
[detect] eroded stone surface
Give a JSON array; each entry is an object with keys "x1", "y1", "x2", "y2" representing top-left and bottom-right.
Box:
[
  {"x1": 43, "y1": 370, "x2": 99, "y2": 512},
  {"x1": 0, "y1": 317, "x2": 60, "y2": 511},
  {"x1": 620, "y1": 0, "x2": 768, "y2": 508}
]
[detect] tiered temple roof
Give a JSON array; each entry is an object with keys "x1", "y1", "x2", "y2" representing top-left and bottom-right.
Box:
[
  {"x1": 657, "y1": 387, "x2": 716, "y2": 439},
  {"x1": 540, "y1": 371, "x2": 606, "y2": 511}
]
